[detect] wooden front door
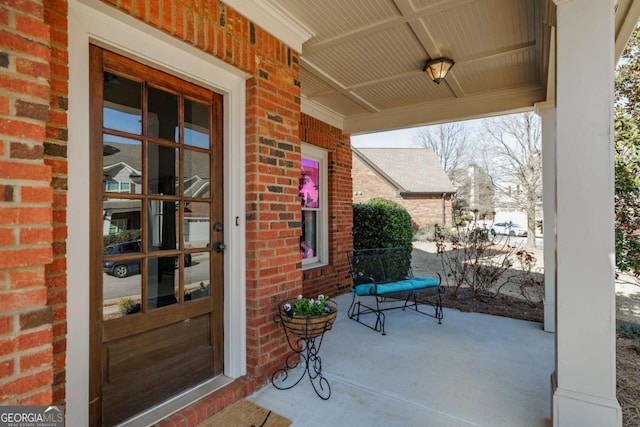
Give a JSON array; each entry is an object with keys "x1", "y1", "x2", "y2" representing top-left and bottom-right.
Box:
[{"x1": 89, "y1": 45, "x2": 224, "y2": 426}]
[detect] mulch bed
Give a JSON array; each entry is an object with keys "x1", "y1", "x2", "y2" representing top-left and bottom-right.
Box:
[{"x1": 434, "y1": 286, "x2": 639, "y2": 427}]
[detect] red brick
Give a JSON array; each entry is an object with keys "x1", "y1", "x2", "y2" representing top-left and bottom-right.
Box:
[
  {"x1": 49, "y1": 27, "x2": 67, "y2": 47},
  {"x1": 43, "y1": 159, "x2": 67, "y2": 174},
  {"x1": 0, "y1": 7, "x2": 9, "y2": 26},
  {"x1": 15, "y1": 57, "x2": 50, "y2": 80},
  {"x1": 9, "y1": 268, "x2": 45, "y2": 289},
  {"x1": 0, "y1": 315, "x2": 12, "y2": 336},
  {"x1": 0, "y1": 228, "x2": 15, "y2": 246},
  {"x1": 20, "y1": 186, "x2": 53, "y2": 203},
  {"x1": 3, "y1": 0, "x2": 44, "y2": 19},
  {"x1": 19, "y1": 347, "x2": 52, "y2": 372},
  {"x1": 0, "y1": 31, "x2": 50, "y2": 61},
  {"x1": 0, "y1": 118, "x2": 46, "y2": 140},
  {"x1": 43, "y1": 7, "x2": 67, "y2": 31},
  {"x1": 19, "y1": 227, "x2": 52, "y2": 245},
  {"x1": 48, "y1": 109, "x2": 66, "y2": 127},
  {"x1": 17, "y1": 388, "x2": 52, "y2": 406},
  {"x1": 0, "y1": 247, "x2": 52, "y2": 270},
  {"x1": 149, "y1": 0, "x2": 160, "y2": 27},
  {"x1": 0, "y1": 96, "x2": 9, "y2": 115},
  {"x1": 0, "y1": 207, "x2": 52, "y2": 225},
  {"x1": 0, "y1": 287, "x2": 47, "y2": 311},
  {"x1": 0, "y1": 368, "x2": 52, "y2": 400},
  {"x1": 16, "y1": 14, "x2": 50, "y2": 43},
  {"x1": 0, "y1": 360, "x2": 15, "y2": 380},
  {"x1": 0, "y1": 162, "x2": 51, "y2": 181},
  {"x1": 18, "y1": 328, "x2": 51, "y2": 352}
]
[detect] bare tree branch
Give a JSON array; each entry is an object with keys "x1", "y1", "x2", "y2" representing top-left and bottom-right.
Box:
[
  {"x1": 482, "y1": 112, "x2": 542, "y2": 249},
  {"x1": 412, "y1": 122, "x2": 472, "y2": 172}
]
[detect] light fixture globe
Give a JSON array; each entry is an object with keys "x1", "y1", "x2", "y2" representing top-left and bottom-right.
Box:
[{"x1": 424, "y1": 57, "x2": 455, "y2": 84}]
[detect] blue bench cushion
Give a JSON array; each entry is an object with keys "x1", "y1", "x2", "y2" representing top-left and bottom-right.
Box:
[{"x1": 353, "y1": 276, "x2": 440, "y2": 296}]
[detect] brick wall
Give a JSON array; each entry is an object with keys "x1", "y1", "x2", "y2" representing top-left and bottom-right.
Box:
[
  {"x1": 299, "y1": 114, "x2": 353, "y2": 298},
  {"x1": 0, "y1": 0, "x2": 55, "y2": 406},
  {"x1": 352, "y1": 154, "x2": 452, "y2": 229},
  {"x1": 2, "y1": 0, "x2": 354, "y2": 423}
]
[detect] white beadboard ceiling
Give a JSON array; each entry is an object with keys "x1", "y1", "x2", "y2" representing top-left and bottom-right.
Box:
[{"x1": 226, "y1": 0, "x2": 640, "y2": 134}]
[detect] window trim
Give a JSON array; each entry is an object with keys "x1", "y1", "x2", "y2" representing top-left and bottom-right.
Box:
[{"x1": 301, "y1": 143, "x2": 328, "y2": 270}]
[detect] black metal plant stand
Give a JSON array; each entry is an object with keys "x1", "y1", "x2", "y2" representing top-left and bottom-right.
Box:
[{"x1": 271, "y1": 312, "x2": 334, "y2": 400}]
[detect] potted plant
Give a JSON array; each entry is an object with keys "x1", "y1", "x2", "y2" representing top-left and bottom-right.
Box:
[{"x1": 278, "y1": 294, "x2": 338, "y2": 339}]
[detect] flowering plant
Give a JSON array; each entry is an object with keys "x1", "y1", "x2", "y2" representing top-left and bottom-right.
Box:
[{"x1": 283, "y1": 294, "x2": 331, "y2": 316}]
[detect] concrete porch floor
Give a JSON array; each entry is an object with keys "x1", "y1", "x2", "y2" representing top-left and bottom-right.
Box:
[{"x1": 249, "y1": 293, "x2": 554, "y2": 427}]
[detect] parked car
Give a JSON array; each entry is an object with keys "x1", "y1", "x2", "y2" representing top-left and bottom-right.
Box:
[
  {"x1": 490, "y1": 222, "x2": 528, "y2": 237},
  {"x1": 103, "y1": 241, "x2": 192, "y2": 278}
]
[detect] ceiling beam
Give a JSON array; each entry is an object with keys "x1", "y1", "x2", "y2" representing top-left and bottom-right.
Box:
[
  {"x1": 344, "y1": 84, "x2": 545, "y2": 134},
  {"x1": 302, "y1": 0, "x2": 476, "y2": 54}
]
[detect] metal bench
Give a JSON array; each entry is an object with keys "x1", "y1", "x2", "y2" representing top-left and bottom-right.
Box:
[{"x1": 347, "y1": 247, "x2": 444, "y2": 335}]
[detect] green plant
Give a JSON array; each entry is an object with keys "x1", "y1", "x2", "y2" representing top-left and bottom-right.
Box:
[
  {"x1": 283, "y1": 294, "x2": 331, "y2": 316},
  {"x1": 618, "y1": 321, "x2": 640, "y2": 339},
  {"x1": 103, "y1": 229, "x2": 142, "y2": 247},
  {"x1": 117, "y1": 296, "x2": 141, "y2": 316},
  {"x1": 353, "y1": 199, "x2": 413, "y2": 257}
]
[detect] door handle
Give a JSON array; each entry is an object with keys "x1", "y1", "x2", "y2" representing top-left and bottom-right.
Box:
[{"x1": 213, "y1": 242, "x2": 226, "y2": 253}]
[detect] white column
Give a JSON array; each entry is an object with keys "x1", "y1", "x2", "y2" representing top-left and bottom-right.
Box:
[
  {"x1": 553, "y1": 0, "x2": 621, "y2": 426},
  {"x1": 536, "y1": 102, "x2": 556, "y2": 333}
]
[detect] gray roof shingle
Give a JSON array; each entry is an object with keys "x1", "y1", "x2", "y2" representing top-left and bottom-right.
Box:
[{"x1": 354, "y1": 148, "x2": 455, "y2": 194}]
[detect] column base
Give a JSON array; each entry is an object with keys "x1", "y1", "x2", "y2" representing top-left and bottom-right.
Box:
[
  {"x1": 552, "y1": 376, "x2": 622, "y2": 427},
  {"x1": 544, "y1": 300, "x2": 555, "y2": 333}
]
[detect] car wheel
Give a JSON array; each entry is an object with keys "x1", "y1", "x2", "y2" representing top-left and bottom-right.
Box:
[
  {"x1": 509, "y1": 231, "x2": 516, "y2": 236},
  {"x1": 113, "y1": 264, "x2": 129, "y2": 278}
]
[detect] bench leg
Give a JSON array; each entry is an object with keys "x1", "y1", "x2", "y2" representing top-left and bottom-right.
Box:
[{"x1": 348, "y1": 291, "x2": 387, "y2": 335}]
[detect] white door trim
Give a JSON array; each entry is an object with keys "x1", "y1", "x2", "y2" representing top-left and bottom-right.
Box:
[{"x1": 67, "y1": 1, "x2": 247, "y2": 425}]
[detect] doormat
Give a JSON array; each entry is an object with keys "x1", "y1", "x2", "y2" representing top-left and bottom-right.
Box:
[{"x1": 196, "y1": 399, "x2": 291, "y2": 427}]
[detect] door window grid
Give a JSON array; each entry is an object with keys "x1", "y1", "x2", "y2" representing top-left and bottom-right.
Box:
[{"x1": 101, "y1": 68, "x2": 214, "y2": 317}]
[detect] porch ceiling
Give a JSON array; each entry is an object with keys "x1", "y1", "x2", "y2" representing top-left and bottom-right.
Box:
[{"x1": 225, "y1": 0, "x2": 640, "y2": 134}]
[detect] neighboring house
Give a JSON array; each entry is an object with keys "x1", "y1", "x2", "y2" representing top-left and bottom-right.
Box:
[{"x1": 352, "y1": 148, "x2": 456, "y2": 229}]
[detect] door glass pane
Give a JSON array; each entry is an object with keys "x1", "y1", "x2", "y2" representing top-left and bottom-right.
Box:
[
  {"x1": 103, "y1": 265, "x2": 142, "y2": 320},
  {"x1": 148, "y1": 144, "x2": 177, "y2": 195},
  {"x1": 103, "y1": 135, "x2": 142, "y2": 194},
  {"x1": 184, "y1": 99, "x2": 210, "y2": 149},
  {"x1": 147, "y1": 256, "x2": 179, "y2": 310},
  {"x1": 147, "y1": 199, "x2": 178, "y2": 252},
  {"x1": 103, "y1": 198, "x2": 142, "y2": 243},
  {"x1": 148, "y1": 86, "x2": 178, "y2": 142},
  {"x1": 184, "y1": 150, "x2": 210, "y2": 197},
  {"x1": 185, "y1": 252, "x2": 209, "y2": 301},
  {"x1": 301, "y1": 210, "x2": 317, "y2": 259},
  {"x1": 300, "y1": 158, "x2": 319, "y2": 208},
  {"x1": 184, "y1": 202, "x2": 210, "y2": 248},
  {"x1": 103, "y1": 73, "x2": 142, "y2": 134}
]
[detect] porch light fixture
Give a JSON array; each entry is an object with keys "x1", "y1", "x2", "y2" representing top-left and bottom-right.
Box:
[{"x1": 424, "y1": 57, "x2": 455, "y2": 84}]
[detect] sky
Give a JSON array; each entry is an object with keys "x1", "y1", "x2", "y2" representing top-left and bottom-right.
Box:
[{"x1": 350, "y1": 118, "x2": 485, "y2": 148}]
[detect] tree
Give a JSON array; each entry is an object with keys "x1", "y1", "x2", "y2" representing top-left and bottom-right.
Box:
[
  {"x1": 481, "y1": 112, "x2": 542, "y2": 249},
  {"x1": 412, "y1": 122, "x2": 471, "y2": 173},
  {"x1": 412, "y1": 122, "x2": 490, "y2": 216},
  {"x1": 614, "y1": 27, "x2": 640, "y2": 278}
]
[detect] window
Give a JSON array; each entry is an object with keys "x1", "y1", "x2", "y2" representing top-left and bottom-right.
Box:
[{"x1": 300, "y1": 143, "x2": 328, "y2": 269}]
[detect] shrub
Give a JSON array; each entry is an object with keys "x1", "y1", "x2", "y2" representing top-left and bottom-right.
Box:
[
  {"x1": 103, "y1": 229, "x2": 142, "y2": 247},
  {"x1": 353, "y1": 199, "x2": 413, "y2": 257},
  {"x1": 618, "y1": 321, "x2": 640, "y2": 339},
  {"x1": 414, "y1": 223, "x2": 451, "y2": 242}
]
